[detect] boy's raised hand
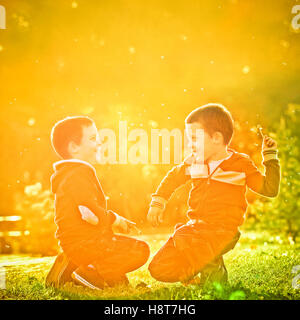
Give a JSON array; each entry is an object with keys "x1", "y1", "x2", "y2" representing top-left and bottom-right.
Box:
[
  {"x1": 262, "y1": 135, "x2": 277, "y2": 151},
  {"x1": 147, "y1": 206, "x2": 164, "y2": 227}
]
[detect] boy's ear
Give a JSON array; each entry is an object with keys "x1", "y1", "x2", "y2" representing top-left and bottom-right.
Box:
[
  {"x1": 68, "y1": 140, "x2": 80, "y2": 156},
  {"x1": 212, "y1": 131, "x2": 224, "y2": 144}
]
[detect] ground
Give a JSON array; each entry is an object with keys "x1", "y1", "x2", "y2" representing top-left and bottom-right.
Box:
[{"x1": 0, "y1": 232, "x2": 299, "y2": 300}]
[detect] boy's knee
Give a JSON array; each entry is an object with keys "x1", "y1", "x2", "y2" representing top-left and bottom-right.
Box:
[
  {"x1": 136, "y1": 240, "x2": 150, "y2": 265},
  {"x1": 148, "y1": 257, "x2": 181, "y2": 283},
  {"x1": 148, "y1": 254, "x2": 169, "y2": 281},
  {"x1": 148, "y1": 257, "x2": 159, "y2": 279}
]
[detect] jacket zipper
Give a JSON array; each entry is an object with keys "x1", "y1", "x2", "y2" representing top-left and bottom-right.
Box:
[{"x1": 193, "y1": 152, "x2": 235, "y2": 218}]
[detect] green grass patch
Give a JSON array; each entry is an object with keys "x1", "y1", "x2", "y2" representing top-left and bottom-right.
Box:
[{"x1": 0, "y1": 232, "x2": 299, "y2": 300}]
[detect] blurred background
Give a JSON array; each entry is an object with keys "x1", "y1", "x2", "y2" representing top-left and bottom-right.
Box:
[{"x1": 0, "y1": 0, "x2": 299, "y2": 255}]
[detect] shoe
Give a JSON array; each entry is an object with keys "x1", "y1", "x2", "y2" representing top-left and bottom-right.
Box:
[
  {"x1": 135, "y1": 281, "x2": 148, "y2": 289},
  {"x1": 45, "y1": 252, "x2": 77, "y2": 288},
  {"x1": 200, "y1": 256, "x2": 228, "y2": 286},
  {"x1": 72, "y1": 265, "x2": 105, "y2": 290}
]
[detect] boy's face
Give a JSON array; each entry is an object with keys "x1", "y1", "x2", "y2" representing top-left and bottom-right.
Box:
[
  {"x1": 186, "y1": 122, "x2": 221, "y2": 162},
  {"x1": 68, "y1": 124, "x2": 102, "y2": 164}
]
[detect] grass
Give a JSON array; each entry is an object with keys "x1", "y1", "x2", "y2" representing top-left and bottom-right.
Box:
[{"x1": 0, "y1": 232, "x2": 299, "y2": 300}]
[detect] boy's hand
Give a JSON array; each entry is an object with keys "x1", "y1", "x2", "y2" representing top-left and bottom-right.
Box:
[
  {"x1": 147, "y1": 206, "x2": 164, "y2": 227},
  {"x1": 78, "y1": 205, "x2": 99, "y2": 225},
  {"x1": 262, "y1": 135, "x2": 277, "y2": 151},
  {"x1": 111, "y1": 212, "x2": 140, "y2": 234},
  {"x1": 114, "y1": 217, "x2": 130, "y2": 233}
]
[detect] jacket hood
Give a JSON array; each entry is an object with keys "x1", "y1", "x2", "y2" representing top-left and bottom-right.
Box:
[{"x1": 51, "y1": 159, "x2": 95, "y2": 194}]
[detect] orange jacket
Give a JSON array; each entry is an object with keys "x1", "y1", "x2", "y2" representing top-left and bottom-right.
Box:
[
  {"x1": 152, "y1": 148, "x2": 280, "y2": 231},
  {"x1": 51, "y1": 160, "x2": 116, "y2": 249}
]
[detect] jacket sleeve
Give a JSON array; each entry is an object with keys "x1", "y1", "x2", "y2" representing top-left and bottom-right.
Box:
[
  {"x1": 151, "y1": 161, "x2": 191, "y2": 207},
  {"x1": 64, "y1": 167, "x2": 116, "y2": 226},
  {"x1": 245, "y1": 149, "x2": 281, "y2": 197}
]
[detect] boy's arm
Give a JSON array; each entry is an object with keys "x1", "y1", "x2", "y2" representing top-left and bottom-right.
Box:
[
  {"x1": 245, "y1": 137, "x2": 280, "y2": 197},
  {"x1": 78, "y1": 206, "x2": 138, "y2": 234},
  {"x1": 151, "y1": 160, "x2": 191, "y2": 208},
  {"x1": 65, "y1": 168, "x2": 116, "y2": 227},
  {"x1": 148, "y1": 158, "x2": 191, "y2": 226}
]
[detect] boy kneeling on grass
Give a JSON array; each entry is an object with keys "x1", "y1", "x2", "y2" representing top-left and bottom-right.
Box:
[
  {"x1": 45, "y1": 116, "x2": 150, "y2": 290},
  {"x1": 147, "y1": 103, "x2": 280, "y2": 286}
]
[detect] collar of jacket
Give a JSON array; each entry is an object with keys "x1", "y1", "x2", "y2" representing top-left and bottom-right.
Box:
[{"x1": 53, "y1": 159, "x2": 96, "y2": 173}]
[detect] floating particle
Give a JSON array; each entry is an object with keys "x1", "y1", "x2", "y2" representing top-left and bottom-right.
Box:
[
  {"x1": 242, "y1": 65, "x2": 250, "y2": 74},
  {"x1": 280, "y1": 40, "x2": 290, "y2": 48},
  {"x1": 148, "y1": 120, "x2": 158, "y2": 128},
  {"x1": 71, "y1": 1, "x2": 78, "y2": 9},
  {"x1": 28, "y1": 118, "x2": 35, "y2": 126},
  {"x1": 18, "y1": 16, "x2": 29, "y2": 28}
]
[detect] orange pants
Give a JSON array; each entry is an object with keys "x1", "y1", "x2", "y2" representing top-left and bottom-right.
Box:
[
  {"x1": 148, "y1": 221, "x2": 240, "y2": 283},
  {"x1": 63, "y1": 234, "x2": 150, "y2": 286}
]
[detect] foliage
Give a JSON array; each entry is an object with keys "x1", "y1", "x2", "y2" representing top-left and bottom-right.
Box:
[
  {"x1": 247, "y1": 104, "x2": 300, "y2": 242},
  {"x1": 14, "y1": 182, "x2": 58, "y2": 255}
]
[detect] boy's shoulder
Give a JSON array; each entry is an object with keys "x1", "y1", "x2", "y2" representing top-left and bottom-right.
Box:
[
  {"x1": 223, "y1": 149, "x2": 256, "y2": 172},
  {"x1": 228, "y1": 149, "x2": 251, "y2": 160},
  {"x1": 51, "y1": 159, "x2": 97, "y2": 191}
]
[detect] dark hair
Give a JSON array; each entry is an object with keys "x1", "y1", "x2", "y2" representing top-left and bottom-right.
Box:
[
  {"x1": 185, "y1": 103, "x2": 234, "y2": 145},
  {"x1": 51, "y1": 116, "x2": 94, "y2": 159}
]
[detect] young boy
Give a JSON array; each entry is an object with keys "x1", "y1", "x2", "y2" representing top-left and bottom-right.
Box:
[
  {"x1": 147, "y1": 103, "x2": 280, "y2": 285},
  {"x1": 45, "y1": 116, "x2": 150, "y2": 289}
]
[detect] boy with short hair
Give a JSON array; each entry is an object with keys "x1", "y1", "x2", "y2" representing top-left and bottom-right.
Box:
[
  {"x1": 147, "y1": 103, "x2": 280, "y2": 284},
  {"x1": 46, "y1": 116, "x2": 150, "y2": 289}
]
